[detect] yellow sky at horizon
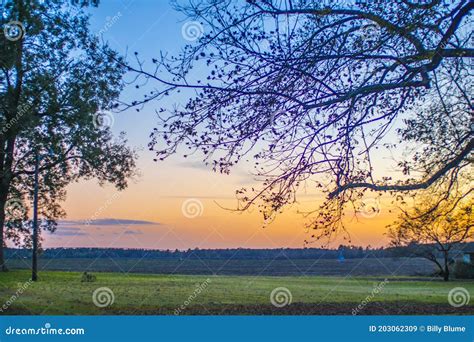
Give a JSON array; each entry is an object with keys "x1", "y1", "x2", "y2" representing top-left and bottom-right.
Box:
[{"x1": 42, "y1": 157, "x2": 397, "y2": 250}]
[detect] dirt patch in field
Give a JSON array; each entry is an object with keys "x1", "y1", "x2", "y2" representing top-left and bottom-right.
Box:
[
  {"x1": 3, "y1": 302, "x2": 473, "y2": 315},
  {"x1": 171, "y1": 303, "x2": 474, "y2": 315},
  {"x1": 110, "y1": 302, "x2": 474, "y2": 315}
]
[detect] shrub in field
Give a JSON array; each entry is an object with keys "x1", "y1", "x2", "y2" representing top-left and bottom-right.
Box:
[
  {"x1": 81, "y1": 272, "x2": 97, "y2": 282},
  {"x1": 453, "y1": 261, "x2": 474, "y2": 279}
]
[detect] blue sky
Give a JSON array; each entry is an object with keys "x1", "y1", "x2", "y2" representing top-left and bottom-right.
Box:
[{"x1": 41, "y1": 0, "x2": 396, "y2": 250}]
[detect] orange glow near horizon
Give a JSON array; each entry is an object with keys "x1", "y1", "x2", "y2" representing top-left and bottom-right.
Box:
[{"x1": 40, "y1": 155, "x2": 397, "y2": 250}]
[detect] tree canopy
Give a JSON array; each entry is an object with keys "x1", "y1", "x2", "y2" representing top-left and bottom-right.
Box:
[
  {"x1": 126, "y1": 0, "x2": 473, "y2": 241},
  {"x1": 0, "y1": 0, "x2": 137, "y2": 270},
  {"x1": 388, "y1": 180, "x2": 473, "y2": 280}
]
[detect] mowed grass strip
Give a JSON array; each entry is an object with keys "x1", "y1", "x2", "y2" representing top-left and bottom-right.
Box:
[{"x1": 0, "y1": 270, "x2": 472, "y2": 315}]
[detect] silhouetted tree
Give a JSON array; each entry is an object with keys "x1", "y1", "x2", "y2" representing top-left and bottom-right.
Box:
[
  {"x1": 127, "y1": 0, "x2": 472, "y2": 241},
  {"x1": 0, "y1": 0, "x2": 137, "y2": 271},
  {"x1": 388, "y1": 184, "x2": 473, "y2": 281}
]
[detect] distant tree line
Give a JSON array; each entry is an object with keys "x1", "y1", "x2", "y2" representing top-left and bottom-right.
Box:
[{"x1": 5, "y1": 243, "x2": 472, "y2": 260}]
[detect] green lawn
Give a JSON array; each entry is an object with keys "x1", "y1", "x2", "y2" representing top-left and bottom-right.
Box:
[{"x1": 0, "y1": 270, "x2": 472, "y2": 315}]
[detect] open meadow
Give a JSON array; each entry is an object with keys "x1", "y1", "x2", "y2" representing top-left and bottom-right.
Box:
[{"x1": 1, "y1": 269, "x2": 473, "y2": 315}]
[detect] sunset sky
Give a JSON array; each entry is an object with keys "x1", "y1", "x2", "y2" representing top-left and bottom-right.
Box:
[{"x1": 42, "y1": 0, "x2": 400, "y2": 250}]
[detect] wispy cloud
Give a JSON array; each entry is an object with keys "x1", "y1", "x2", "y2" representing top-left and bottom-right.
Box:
[
  {"x1": 159, "y1": 195, "x2": 234, "y2": 199},
  {"x1": 178, "y1": 160, "x2": 211, "y2": 170},
  {"x1": 47, "y1": 226, "x2": 87, "y2": 236},
  {"x1": 50, "y1": 222, "x2": 151, "y2": 238},
  {"x1": 60, "y1": 218, "x2": 160, "y2": 226},
  {"x1": 124, "y1": 230, "x2": 143, "y2": 235}
]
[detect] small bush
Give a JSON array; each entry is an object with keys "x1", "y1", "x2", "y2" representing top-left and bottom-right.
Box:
[
  {"x1": 81, "y1": 272, "x2": 97, "y2": 282},
  {"x1": 453, "y1": 261, "x2": 474, "y2": 279}
]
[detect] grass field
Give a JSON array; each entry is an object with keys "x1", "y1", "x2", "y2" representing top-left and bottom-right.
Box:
[{"x1": 1, "y1": 270, "x2": 473, "y2": 315}]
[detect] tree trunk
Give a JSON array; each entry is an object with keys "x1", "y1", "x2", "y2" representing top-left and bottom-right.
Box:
[
  {"x1": 0, "y1": 135, "x2": 18, "y2": 272},
  {"x1": 0, "y1": 166, "x2": 11, "y2": 272},
  {"x1": 0, "y1": 199, "x2": 7, "y2": 272},
  {"x1": 443, "y1": 269, "x2": 449, "y2": 281},
  {"x1": 31, "y1": 153, "x2": 39, "y2": 281},
  {"x1": 443, "y1": 251, "x2": 450, "y2": 281}
]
